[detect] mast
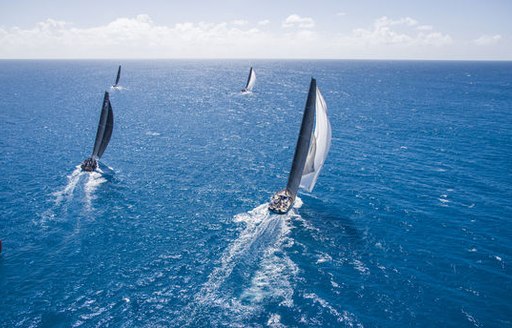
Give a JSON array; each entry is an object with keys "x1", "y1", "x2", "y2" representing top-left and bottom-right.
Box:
[{"x1": 286, "y1": 78, "x2": 317, "y2": 197}]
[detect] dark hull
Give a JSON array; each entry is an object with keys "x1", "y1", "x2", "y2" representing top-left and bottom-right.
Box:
[
  {"x1": 268, "y1": 189, "x2": 295, "y2": 214},
  {"x1": 81, "y1": 157, "x2": 97, "y2": 172}
]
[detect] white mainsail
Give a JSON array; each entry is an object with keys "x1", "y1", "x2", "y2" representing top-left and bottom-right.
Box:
[{"x1": 299, "y1": 86, "x2": 332, "y2": 192}]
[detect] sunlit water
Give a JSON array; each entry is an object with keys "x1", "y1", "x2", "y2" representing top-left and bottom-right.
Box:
[{"x1": 0, "y1": 60, "x2": 511, "y2": 327}]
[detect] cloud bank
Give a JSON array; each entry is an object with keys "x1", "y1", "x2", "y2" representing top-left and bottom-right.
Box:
[
  {"x1": 472, "y1": 34, "x2": 502, "y2": 46},
  {"x1": 0, "y1": 14, "x2": 507, "y2": 59}
]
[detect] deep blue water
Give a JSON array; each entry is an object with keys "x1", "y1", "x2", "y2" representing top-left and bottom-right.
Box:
[{"x1": 0, "y1": 60, "x2": 511, "y2": 327}]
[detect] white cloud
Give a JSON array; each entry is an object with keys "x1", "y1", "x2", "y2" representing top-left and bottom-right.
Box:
[
  {"x1": 417, "y1": 25, "x2": 433, "y2": 31},
  {"x1": 348, "y1": 16, "x2": 452, "y2": 46},
  {"x1": 336, "y1": 12, "x2": 347, "y2": 17},
  {"x1": 282, "y1": 14, "x2": 315, "y2": 29},
  {"x1": 374, "y1": 16, "x2": 418, "y2": 28},
  {"x1": 1, "y1": 14, "x2": 508, "y2": 59},
  {"x1": 36, "y1": 18, "x2": 69, "y2": 30},
  {"x1": 0, "y1": 15, "x2": 268, "y2": 58},
  {"x1": 473, "y1": 34, "x2": 502, "y2": 46},
  {"x1": 0, "y1": 15, "x2": 325, "y2": 59},
  {"x1": 231, "y1": 20, "x2": 248, "y2": 26}
]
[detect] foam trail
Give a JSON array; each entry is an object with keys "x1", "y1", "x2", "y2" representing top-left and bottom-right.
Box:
[
  {"x1": 184, "y1": 202, "x2": 300, "y2": 325},
  {"x1": 39, "y1": 166, "x2": 83, "y2": 226},
  {"x1": 53, "y1": 166, "x2": 83, "y2": 205},
  {"x1": 196, "y1": 204, "x2": 278, "y2": 300},
  {"x1": 84, "y1": 169, "x2": 106, "y2": 211}
]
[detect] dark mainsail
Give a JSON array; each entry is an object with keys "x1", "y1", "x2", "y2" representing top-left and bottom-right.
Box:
[
  {"x1": 242, "y1": 67, "x2": 256, "y2": 92},
  {"x1": 113, "y1": 65, "x2": 121, "y2": 87},
  {"x1": 286, "y1": 78, "x2": 317, "y2": 197},
  {"x1": 92, "y1": 91, "x2": 114, "y2": 159},
  {"x1": 245, "y1": 67, "x2": 253, "y2": 89}
]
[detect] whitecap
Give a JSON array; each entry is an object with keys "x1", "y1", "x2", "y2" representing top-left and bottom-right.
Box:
[
  {"x1": 303, "y1": 293, "x2": 361, "y2": 325},
  {"x1": 461, "y1": 309, "x2": 481, "y2": 327},
  {"x1": 316, "y1": 253, "x2": 333, "y2": 264},
  {"x1": 267, "y1": 313, "x2": 285, "y2": 328},
  {"x1": 352, "y1": 259, "x2": 370, "y2": 275}
]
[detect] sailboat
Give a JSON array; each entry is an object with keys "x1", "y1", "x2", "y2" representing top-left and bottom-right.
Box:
[
  {"x1": 112, "y1": 65, "x2": 121, "y2": 88},
  {"x1": 81, "y1": 91, "x2": 114, "y2": 172},
  {"x1": 269, "y1": 78, "x2": 332, "y2": 214},
  {"x1": 241, "y1": 67, "x2": 256, "y2": 93}
]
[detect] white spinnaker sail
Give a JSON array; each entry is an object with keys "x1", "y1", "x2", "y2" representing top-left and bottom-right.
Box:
[
  {"x1": 246, "y1": 68, "x2": 256, "y2": 91},
  {"x1": 300, "y1": 86, "x2": 332, "y2": 192}
]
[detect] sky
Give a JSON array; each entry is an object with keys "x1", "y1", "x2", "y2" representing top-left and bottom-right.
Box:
[{"x1": 0, "y1": 0, "x2": 511, "y2": 60}]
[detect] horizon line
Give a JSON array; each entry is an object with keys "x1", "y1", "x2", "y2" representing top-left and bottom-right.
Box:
[{"x1": 1, "y1": 58, "x2": 511, "y2": 62}]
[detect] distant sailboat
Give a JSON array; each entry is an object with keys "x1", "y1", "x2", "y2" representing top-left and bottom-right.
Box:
[
  {"x1": 81, "y1": 91, "x2": 114, "y2": 172},
  {"x1": 269, "y1": 78, "x2": 332, "y2": 214},
  {"x1": 112, "y1": 65, "x2": 121, "y2": 88},
  {"x1": 241, "y1": 67, "x2": 256, "y2": 93}
]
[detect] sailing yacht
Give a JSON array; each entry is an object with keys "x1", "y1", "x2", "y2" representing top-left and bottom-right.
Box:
[
  {"x1": 81, "y1": 91, "x2": 114, "y2": 172},
  {"x1": 269, "y1": 78, "x2": 332, "y2": 214},
  {"x1": 241, "y1": 67, "x2": 256, "y2": 93},
  {"x1": 111, "y1": 65, "x2": 121, "y2": 89}
]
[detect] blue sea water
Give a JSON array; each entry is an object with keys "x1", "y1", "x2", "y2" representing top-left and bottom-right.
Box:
[{"x1": 0, "y1": 60, "x2": 511, "y2": 327}]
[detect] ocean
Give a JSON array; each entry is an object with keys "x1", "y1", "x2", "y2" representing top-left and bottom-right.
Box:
[{"x1": 0, "y1": 60, "x2": 511, "y2": 327}]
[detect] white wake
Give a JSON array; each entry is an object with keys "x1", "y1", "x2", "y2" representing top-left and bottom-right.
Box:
[
  {"x1": 186, "y1": 201, "x2": 301, "y2": 325},
  {"x1": 84, "y1": 170, "x2": 107, "y2": 211},
  {"x1": 52, "y1": 166, "x2": 83, "y2": 205},
  {"x1": 39, "y1": 165, "x2": 108, "y2": 226},
  {"x1": 110, "y1": 85, "x2": 127, "y2": 91}
]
